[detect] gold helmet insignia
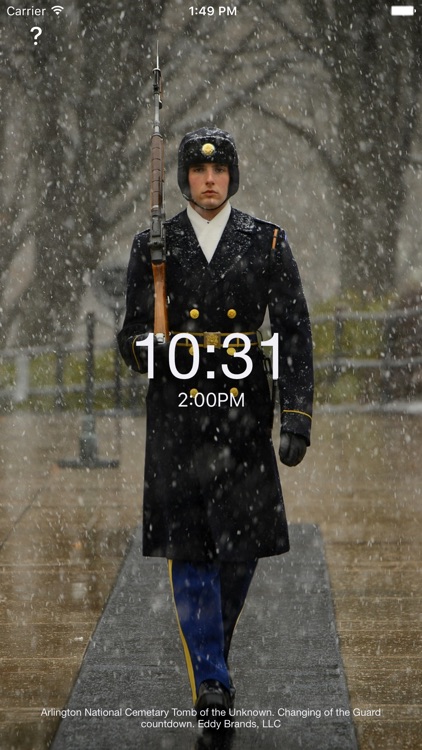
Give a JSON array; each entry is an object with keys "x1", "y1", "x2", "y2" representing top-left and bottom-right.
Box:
[{"x1": 201, "y1": 143, "x2": 216, "y2": 157}]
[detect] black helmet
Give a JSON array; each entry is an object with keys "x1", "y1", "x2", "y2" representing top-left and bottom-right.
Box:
[{"x1": 177, "y1": 127, "x2": 239, "y2": 201}]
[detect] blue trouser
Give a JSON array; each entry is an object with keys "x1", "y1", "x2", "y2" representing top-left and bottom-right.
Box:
[{"x1": 168, "y1": 559, "x2": 257, "y2": 703}]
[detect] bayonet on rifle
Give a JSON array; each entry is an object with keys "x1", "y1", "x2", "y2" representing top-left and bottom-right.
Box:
[{"x1": 149, "y1": 45, "x2": 169, "y2": 343}]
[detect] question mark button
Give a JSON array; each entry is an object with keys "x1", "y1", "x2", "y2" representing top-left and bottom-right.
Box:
[{"x1": 30, "y1": 27, "x2": 42, "y2": 45}]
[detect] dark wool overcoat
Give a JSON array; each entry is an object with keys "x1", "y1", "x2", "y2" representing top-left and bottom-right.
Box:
[{"x1": 118, "y1": 207, "x2": 313, "y2": 562}]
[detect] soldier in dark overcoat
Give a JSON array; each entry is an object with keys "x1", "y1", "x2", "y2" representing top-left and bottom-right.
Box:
[{"x1": 118, "y1": 127, "x2": 313, "y2": 720}]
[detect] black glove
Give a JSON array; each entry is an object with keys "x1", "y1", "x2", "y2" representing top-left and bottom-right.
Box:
[
  {"x1": 279, "y1": 432, "x2": 307, "y2": 467},
  {"x1": 129, "y1": 333, "x2": 169, "y2": 374}
]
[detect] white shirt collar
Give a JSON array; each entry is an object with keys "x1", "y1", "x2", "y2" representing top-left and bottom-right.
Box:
[{"x1": 187, "y1": 202, "x2": 232, "y2": 263}]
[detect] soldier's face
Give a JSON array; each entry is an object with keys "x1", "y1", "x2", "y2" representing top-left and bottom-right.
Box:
[{"x1": 188, "y1": 163, "x2": 230, "y2": 218}]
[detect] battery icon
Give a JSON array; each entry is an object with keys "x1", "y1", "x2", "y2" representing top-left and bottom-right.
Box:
[{"x1": 391, "y1": 5, "x2": 415, "y2": 14}]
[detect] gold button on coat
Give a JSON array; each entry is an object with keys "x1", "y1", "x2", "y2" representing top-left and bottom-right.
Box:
[
  {"x1": 227, "y1": 308, "x2": 237, "y2": 319},
  {"x1": 189, "y1": 309, "x2": 200, "y2": 319},
  {"x1": 190, "y1": 388, "x2": 199, "y2": 397},
  {"x1": 230, "y1": 387, "x2": 239, "y2": 397},
  {"x1": 227, "y1": 347, "x2": 236, "y2": 356}
]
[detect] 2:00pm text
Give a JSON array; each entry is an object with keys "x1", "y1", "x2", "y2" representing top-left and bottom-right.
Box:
[{"x1": 179, "y1": 391, "x2": 244, "y2": 408}]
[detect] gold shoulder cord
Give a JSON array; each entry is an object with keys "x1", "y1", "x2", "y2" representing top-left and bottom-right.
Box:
[{"x1": 272, "y1": 227, "x2": 279, "y2": 250}]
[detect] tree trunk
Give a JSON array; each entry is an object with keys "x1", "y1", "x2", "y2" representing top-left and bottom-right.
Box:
[{"x1": 331, "y1": 0, "x2": 421, "y2": 298}]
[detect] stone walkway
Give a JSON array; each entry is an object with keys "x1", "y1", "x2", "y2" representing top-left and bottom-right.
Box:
[{"x1": 51, "y1": 524, "x2": 357, "y2": 750}]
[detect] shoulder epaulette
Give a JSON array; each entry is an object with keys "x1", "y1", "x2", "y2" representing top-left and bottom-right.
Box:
[{"x1": 254, "y1": 216, "x2": 281, "y2": 230}]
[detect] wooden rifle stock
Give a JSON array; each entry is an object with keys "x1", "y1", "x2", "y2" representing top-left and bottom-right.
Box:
[{"x1": 152, "y1": 262, "x2": 169, "y2": 344}]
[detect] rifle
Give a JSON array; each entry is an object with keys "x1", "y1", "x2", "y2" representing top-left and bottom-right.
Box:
[{"x1": 149, "y1": 46, "x2": 169, "y2": 344}]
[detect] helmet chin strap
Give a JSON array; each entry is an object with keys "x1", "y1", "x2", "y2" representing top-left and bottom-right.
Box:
[{"x1": 185, "y1": 194, "x2": 229, "y2": 212}]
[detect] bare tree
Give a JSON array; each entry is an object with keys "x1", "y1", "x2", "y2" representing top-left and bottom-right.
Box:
[
  {"x1": 3, "y1": 2, "x2": 168, "y2": 346},
  {"x1": 252, "y1": 0, "x2": 422, "y2": 297}
]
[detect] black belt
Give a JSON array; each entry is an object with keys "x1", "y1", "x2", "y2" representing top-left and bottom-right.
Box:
[{"x1": 170, "y1": 331, "x2": 259, "y2": 348}]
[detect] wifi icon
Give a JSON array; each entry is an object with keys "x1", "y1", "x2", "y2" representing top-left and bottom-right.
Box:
[{"x1": 51, "y1": 5, "x2": 64, "y2": 15}]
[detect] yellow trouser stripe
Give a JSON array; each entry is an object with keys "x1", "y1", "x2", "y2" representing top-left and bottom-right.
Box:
[{"x1": 167, "y1": 560, "x2": 197, "y2": 703}]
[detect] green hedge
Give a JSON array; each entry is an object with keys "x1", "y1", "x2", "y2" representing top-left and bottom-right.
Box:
[{"x1": 312, "y1": 295, "x2": 391, "y2": 405}]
